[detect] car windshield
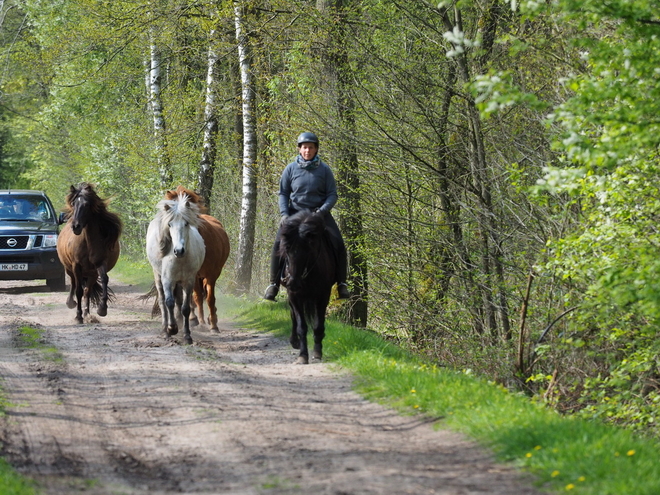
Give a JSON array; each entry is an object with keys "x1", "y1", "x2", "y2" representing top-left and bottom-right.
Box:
[{"x1": 0, "y1": 195, "x2": 54, "y2": 222}]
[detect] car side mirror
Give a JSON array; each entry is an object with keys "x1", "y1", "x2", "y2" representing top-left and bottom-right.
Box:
[{"x1": 58, "y1": 212, "x2": 68, "y2": 225}]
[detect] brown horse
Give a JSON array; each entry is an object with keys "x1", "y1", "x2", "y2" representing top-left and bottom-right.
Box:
[
  {"x1": 164, "y1": 186, "x2": 230, "y2": 332},
  {"x1": 57, "y1": 183, "x2": 122, "y2": 323},
  {"x1": 279, "y1": 211, "x2": 335, "y2": 364}
]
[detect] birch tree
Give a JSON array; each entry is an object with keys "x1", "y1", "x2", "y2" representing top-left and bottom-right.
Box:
[
  {"x1": 197, "y1": 23, "x2": 220, "y2": 208},
  {"x1": 233, "y1": 0, "x2": 258, "y2": 293},
  {"x1": 147, "y1": 23, "x2": 172, "y2": 189}
]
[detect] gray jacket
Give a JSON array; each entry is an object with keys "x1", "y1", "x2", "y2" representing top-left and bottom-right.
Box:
[{"x1": 278, "y1": 157, "x2": 337, "y2": 216}]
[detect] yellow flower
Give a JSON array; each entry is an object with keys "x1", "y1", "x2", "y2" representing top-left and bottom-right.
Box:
[
  {"x1": 534, "y1": 445, "x2": 542, "y2": 450},
  {"x1": 525, "y1": 453, "x2": 533, "y2": 458},
  {"x1": 410, "y1": 389, "x2": 416, "y2": 394},
  {"x1": 413, "y1": 405, "x2": 419, "y2": 409},
  {"x1": 566, "y1": 483, "x2": 575, "y2": 490},
  {"x1": 551, "y1": 471, "x2": 560, "y2": 477},
  {"x1": 578, "y1": 476, "x2": 586, "y2": 482},
  {"x1": 627, "y1": 450, "x2": 635, "y2": 456}
]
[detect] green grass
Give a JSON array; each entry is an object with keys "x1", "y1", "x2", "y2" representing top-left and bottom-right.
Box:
[
  {"x1": 0, "y1": 381, "x2": 37, "y2": 495},
  {"x1": 15, "y1": 326, "x2": 63, "y2": 363},
  {"x1": 0, "y1": 459, "x2": 37, "y2": 495},
  {"x1": 111, "y1": 256, "x2": 154, "y2": 289},
  {"x1": 230, "y1": 298, "x2": 660, "y2": 495}
]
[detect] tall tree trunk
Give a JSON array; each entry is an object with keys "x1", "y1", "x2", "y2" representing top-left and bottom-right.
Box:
[
  {"x1": 233, "y1": 1, "x2": 257, "y2": 294},
  {"x1": 148, "y1": 25, "x2": 172, "y2": 189},
  {"x1": 197, "y1": 25, "x2": 220, "y2": 208},
  {"x1": 317, "y1": 0, "x2": 368, "y2": 327},
  {"x1": 439, "y1": 5, "x2": 509, "y2": 338}
]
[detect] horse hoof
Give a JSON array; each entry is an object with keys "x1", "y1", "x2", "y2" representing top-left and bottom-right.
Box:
[
  {"x1": 313, "y1": 351, "x2": 322, "y2": 361},
  {"x1": 75, "y1": 317, "x2": 84, "y2": 324},
  {"x1": 189, "y1": 317, "x2": 199, "y2": 327},
  {"x1": 184, "y1": 337, "x2": 193, "y2": 345},
  {"x1": 290, "y1": 338, "x2": 300, "y2": 350},
  {"x1": 66, "y1": 300, "x2": 76, "y2": 309},
  {"x1": 210, "y1": 327, "x2": 220, "y2": 334},
  {"x1": 296, "y1": 356, "x2": 309, "y2": 365},
  {"x1": 167, "y1": 326, "x2": 178, "y2": 336}
]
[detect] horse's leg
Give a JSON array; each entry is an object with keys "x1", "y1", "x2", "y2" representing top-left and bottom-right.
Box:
[
  {"x1": 163, "y1": 281, "x2": 178, "y2": 337},
  {"x1": 65, "y1": 269, "x2": 76, "y2": 309},
  {"x1": 96, "y1": 264, "x2": 109, "y2": 317},
  {"x1": 205, "y1": 280, "x2": 219, "y2": 332},
  {"x1": 173, "y1": 284, "x2": 184, "y2": 327},
  {"x1": 73, "y1": 268, "x2": 85, "y2": 324},
  {"x1": 153, "y1": 275, "x2": 170, "y2": 337},
  {"x1": 291, "y1": 299, "x2": 309, "y2": 364},
  {"x1": 312, "y1": 300, "x2": 327, "y2": 361},
  {"x1": 289, "y1": 304, "x2": 300, "y2": 350},
  {"x1": 83, "y1": 277, "x2": 93, "y2": 319},
  {"x1": 190, "y1": 277, "x2": 203, "y2": 327},
  {"x1": 181, "y1": 282, "x2": 194, "y2": 345}
]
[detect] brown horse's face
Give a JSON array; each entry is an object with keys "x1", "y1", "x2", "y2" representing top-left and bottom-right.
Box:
[{"x1": 70, "y1": 191, "x2": 93, "y2": 235}]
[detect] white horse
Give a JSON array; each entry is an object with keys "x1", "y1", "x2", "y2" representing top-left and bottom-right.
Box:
[{"x1": 146, "y1": 191, "x2": 205, "y2": 345}]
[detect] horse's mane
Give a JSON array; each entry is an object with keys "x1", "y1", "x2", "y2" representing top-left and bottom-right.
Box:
[
  {"x1": 164, "y1": 186, "x2": 208, "y2": 214},
  {"x1": 279, "y1": 211, "x2": 327, "y2": 254},
  {"x1": 66, "y1": 182, "x2": 122, "y2": 241},
  {"x1": 154, "y1": 192, "x2": 201, "y2": 257},
  {"x1": 157, "y1": 192, "x2": 201, "y2": 227}
]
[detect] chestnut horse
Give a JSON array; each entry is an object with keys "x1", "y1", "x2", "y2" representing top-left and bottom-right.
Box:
[
  {"x1": 146, "y1": 190, "x2": 205, "y2": 344},
  {"x1": 164, "y1": 186, "x2": 230, "y2": 332},
  {"x1": 57, "y1": 183, "x2": 122, "y2": 323},
  {"x1": 278, "y1": 211, "x2": 335, "y2": 364}
]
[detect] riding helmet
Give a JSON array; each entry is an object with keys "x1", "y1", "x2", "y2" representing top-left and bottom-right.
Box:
[{"x1": 297, "y1": 132, "x2": 319, "y2": 146}]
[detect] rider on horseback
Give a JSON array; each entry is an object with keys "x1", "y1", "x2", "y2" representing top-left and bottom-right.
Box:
[{"x1": 264, "y1": 131, "x2": 350, "y2": 301}]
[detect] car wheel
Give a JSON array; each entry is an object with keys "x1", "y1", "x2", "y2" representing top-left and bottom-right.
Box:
[{"x1": 47, "y1": 273, "x2": 66, "y2": 292}]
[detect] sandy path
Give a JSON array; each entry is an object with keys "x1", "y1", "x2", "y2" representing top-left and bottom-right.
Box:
[{"x1": 0, "y1": 280, "x2": 543, "y2": 494}]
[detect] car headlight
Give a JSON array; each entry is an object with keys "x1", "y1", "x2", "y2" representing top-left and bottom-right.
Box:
[{"x1": 43, "y1": 234, "x2": 58, "y2": 247}]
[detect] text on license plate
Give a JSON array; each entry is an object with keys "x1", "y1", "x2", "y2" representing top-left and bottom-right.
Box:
[{"x1": 0, "y1": 263, "x2": 28, "y2": 271}]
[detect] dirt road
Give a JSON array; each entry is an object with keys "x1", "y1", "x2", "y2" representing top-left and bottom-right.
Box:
[{"x1": 0, "y1": 279, "x2": 543, "y2": 494}]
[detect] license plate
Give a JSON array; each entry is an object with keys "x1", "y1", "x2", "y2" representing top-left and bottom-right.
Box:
[{"x1": 0, "y1": 263, "x2": 28, "y2": 271}]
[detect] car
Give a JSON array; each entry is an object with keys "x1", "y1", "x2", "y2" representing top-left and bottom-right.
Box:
[{"x1": 0, "y1": 189, "x2": 66, "y2": 291}]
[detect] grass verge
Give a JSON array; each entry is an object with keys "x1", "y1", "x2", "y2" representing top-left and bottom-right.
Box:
[
  {"x1": 229, "y1": 297, "x2": 660, "y2": 495},
  {"x1": 0, "y1": 333, "x2": 40, "y2": 495}
]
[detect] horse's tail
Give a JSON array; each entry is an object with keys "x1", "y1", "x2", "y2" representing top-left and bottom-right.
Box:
[
  {"x1": 88, "y1": 281, "x2": 115, "y2": 306},
  {"x1": 138, "y1": 283, "x2": 161, "y2": 317}
]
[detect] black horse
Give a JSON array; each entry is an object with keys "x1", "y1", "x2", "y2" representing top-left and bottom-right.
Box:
[{"x1": 278, "y1": 211, "x2": 336, "y2": 364}]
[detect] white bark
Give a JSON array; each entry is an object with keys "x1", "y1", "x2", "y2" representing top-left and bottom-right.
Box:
[
  {"x1": 197, "y1": 26, "x2": 220, "y2": 207},
  {"x1": 233, "y1": 1, "x2": 258, "y2": 293},
  {"x1": 148, "y1": 25, "x2": 172, "y2": 189}
]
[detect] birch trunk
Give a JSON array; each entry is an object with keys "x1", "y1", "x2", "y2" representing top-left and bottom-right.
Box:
[
  {"x1": 197, "y1": 26, "x2": 220, "y2": 208},
  {"x1": 148, "y1": 26, "x2": 172, "y2": 189},
  {"x1": 233, "y1": 1, "x2": 258, "y2": 294}
]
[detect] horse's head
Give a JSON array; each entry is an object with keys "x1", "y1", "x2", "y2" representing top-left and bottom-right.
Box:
[
  {"x1": 66, "y1": 183, "x2": 100, "y2": 235},
  {"x1": 164, "y1": 186, "x2": 208, "y2": 214},
  {"x1": 157, "y1": 192, "x2": 201, "y2": 258},
  {"x1": 279, "y1": 211, "x2": 327, "y2": 290}
]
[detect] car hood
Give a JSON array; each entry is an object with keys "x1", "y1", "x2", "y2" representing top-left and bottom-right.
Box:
[{"x1": 0, "y1": 220, "x2": 59, "y2": 233}]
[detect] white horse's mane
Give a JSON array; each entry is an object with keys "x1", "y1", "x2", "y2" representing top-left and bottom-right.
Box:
[{"x1": 156, "y1": 192, "x2": 201, "y2": 230}]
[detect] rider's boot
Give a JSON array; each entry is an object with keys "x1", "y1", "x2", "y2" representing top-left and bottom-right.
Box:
[{"x1": 263, "y1": 284, "x2": 279, "y2": 301}]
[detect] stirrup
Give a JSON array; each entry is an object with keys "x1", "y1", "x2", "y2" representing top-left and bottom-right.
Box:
[{"x1": 263, "y1": 284, "x2": 279, "y2": 301}]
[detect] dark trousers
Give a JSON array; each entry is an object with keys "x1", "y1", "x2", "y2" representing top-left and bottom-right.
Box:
[{"x1": 269, "y1": 211, "x2": 347, "y2": 285}]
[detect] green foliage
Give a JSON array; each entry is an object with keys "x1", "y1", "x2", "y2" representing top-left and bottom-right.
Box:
[{"x1": 528, "y1": 0, "x2": 660, "y2": 435}]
